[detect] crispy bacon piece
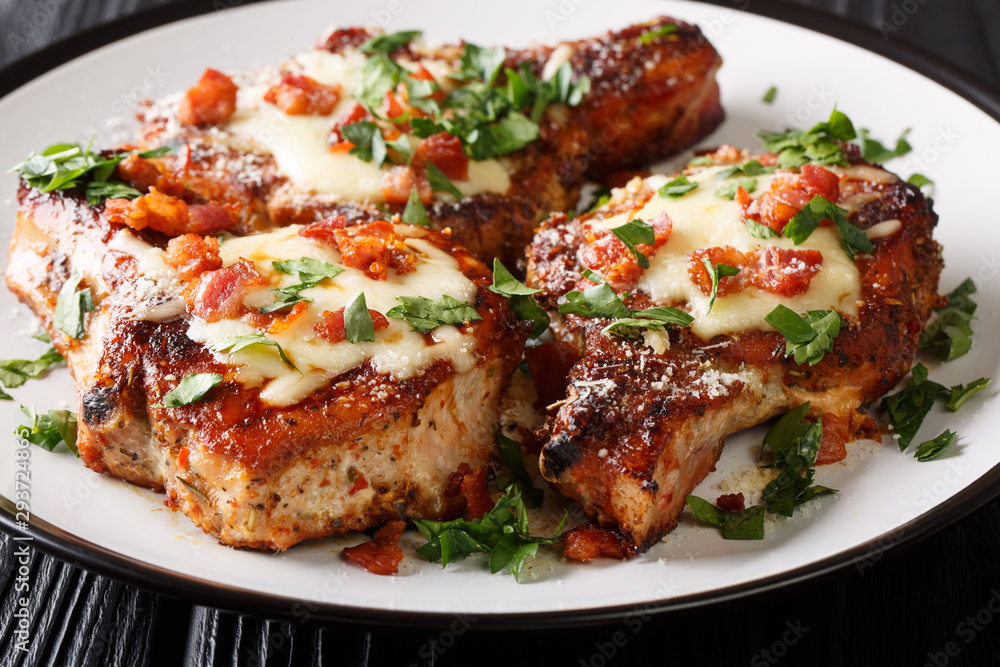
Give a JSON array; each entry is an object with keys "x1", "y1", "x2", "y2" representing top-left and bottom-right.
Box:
[
  {"x1": 687, "y1": 246, "x2": 823, "y2": 298},
  {"x1": 562, "y1": 524, "x2": 636, "y2": 561},
  {"x1": 187, "y1": 204, "x2": 234, "y2": 235},
  {"x1": 716, "y1": 493, "x2": 746, "y2": 513},
  {"x1": 379, "y1": 165, "x2": 432, "y2": 206},
  {"x1": 115, "y1": 155, "x2": 161, "y2": 193},
  {"x1": 328, "y1": 102, "x2": 371, "y2": 149},
  {"x1": 742, "y1": 164, "x2": 842, "y2": 233},
  {"x1": 298, "y1": 215, "x2": 346, "y2": 245},
  {"x1": 263, "y1": 74, "x2": 341, "y2": 115},
  {"x1": 445, "y1": 463, "x2": 492, "y2": 520},
  {"x1": 580, "y1": 211, "x2": 672, "y2": 290},
  {"x1": 332, "y1": 220, "x2": 417, "y2": 280},
  {"x1": 104, "y1": 188, "x2": 189, "y2": 235},
  {"x1": 162, "y1": 234, "x2": 223, "y2": 281},
  {"x1": 315, "y1": 27, "x2": 375, "y2": 53},
  {"x1": 265, "y1": 301, "x2": 309, "y2": 335},
  {"x1": 314, "y1": 307, "x2": 390, "y2": 343},
  {"x1": 341, "y1": 520, "x2": 406, "y2": 576},
  {"x1": 816, "y1": 413, "x2": 849, "y2": 465},
  {"x1": 182, "y1": 258, "x2": 266, "y2": 322},
  {"x1": 177, "y1": 68, "x2": 238, "y2": 126},
  {"x1": 413, "y1": 132, "x2": 469, "y2": 182}
]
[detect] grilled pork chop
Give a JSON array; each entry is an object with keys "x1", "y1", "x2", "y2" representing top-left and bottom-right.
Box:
[
  {"x1": 526, "y1": 144, "x2": 942, "y2": 551},
  {"x1": 7, "y1": 186, "x2": 527, "y2": 550},
  {"x1": 129, "y1": 18, "x2": 723, "y2": 268}
]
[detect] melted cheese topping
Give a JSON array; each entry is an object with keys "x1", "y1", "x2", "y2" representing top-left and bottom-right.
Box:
[
  {"x1": 591, "y1": 165, "x2": 890, "y2": 340},
  {"x1": 225, "y1": 50, "x2": 511, "y2": 203}
]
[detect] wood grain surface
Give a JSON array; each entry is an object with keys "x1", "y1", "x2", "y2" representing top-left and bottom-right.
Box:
[{"x1": 1, "y1": 1, "x2": 999, "y2": 665}]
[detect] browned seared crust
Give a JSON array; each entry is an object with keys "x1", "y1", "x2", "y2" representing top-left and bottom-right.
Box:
[{"x1": 526, "y1": 147, "x2": 943, "y2": 551}]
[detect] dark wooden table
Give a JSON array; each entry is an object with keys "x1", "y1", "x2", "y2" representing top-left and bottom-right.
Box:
[{"x1": 2, "y1": 1, "x2": 1000, "y2": 665}]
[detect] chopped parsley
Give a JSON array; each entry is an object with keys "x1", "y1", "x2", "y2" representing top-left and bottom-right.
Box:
[
  {"x1": 424, "y1": 162, "x2": 463, "y2": 199},
  {"x1": 386, "y1": 294, "x2": 482, "y2": 333},
  {"x1": 602, "y1": 305, "x2": 693, "y2": 337},
  {"x1": 488, "y1": 260, "x2": 550, "y2": 338},
  {"x1": 716, "y1": 179, "x2": 757, "y2": 200},
  {"x1": 494, "y1": 429, "x2": 543, "y2": 508},
  {"x1": 765, "y1": 305, "x2": 845, "y2": 366},
  {"x1": 261, "y1": 258, "x2": 344, "y2": 313},
  {"x1": 208, "y1": 334, "x2": 297, "y2": 371},
  {"x1": 401, "y1": 187, "x2": 430, "y2": 226},
  {"x1": 154, "y1": 373, "x2": 223, "y2": 409},
  {"x1": 344, "y1": 292, "x2": 377, "y2": 343},
  {"x1": 685, "y1": 496, "x2": 764, "y2": 540},
  {"x1": 782, "y1": 195, "x2": 872, "y2": 260},
  {"x1": 53, "y1": 270, "x2": 95, "y2": 340},
  {"x1": 907, "y1": 173, "x2": 934, "y2": 195},
  {"x1": 856, "y1": 127, "x2": 912, "y2": 163},
  {"x1": 559, "y1": 270, "x2": 691, "y2": 337},
  {"x1": 0, "y1": 346, "x2": 64, "y2": 397},
  {"x1": 9, "y1": 142, "x2": 171, "y2": 205},
  {"x1": 714, "y1": 159, "x2": 771, "y2": 180},
  {"x1": 701, "y1": 258, "x2": 740, "y2": 315},
  {"x1": 657, "y1": 174, "x2": 698, "y2": 199},
  {"x1": 921, "y1": 278, "x2": 976, "y2": 360},
  {"x1": 762, "y1": 85, "x2": 778, "y2": 104},
  {"x1": 414, "y1": 485, "x2": 568, "y2": 581},
  {"x1": 914, "y1": 429, "x2": 957, "y2": 462},
  {"x1": 341, "y1": 120, "x2": 388, "y2": 167},
  {"x1": 611, "y1": 219, "x2": 655, "y2": 268},
  {"x1": 359, "y1": 30, "x2": 422, "y2": 55},
  {"x1": 745, "y1": 218, "x2": 778, "y2": 239},
  {"x1": 947, "y1": 378, "x2": 990, "y2": 412},
  {"x1": 15, "y1": 406, "x2": 79, "y2": 456},
  {"x1": 638, "y1": 23, "x2": 678, "y2": 44},
  {"x1": 755, "y1": 107, "x2": 856, "y2": 168}
]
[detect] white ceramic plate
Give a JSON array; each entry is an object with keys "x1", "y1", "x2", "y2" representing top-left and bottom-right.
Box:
[{"x1": 2, "y1": 0, "x2": 999, "y2": 626}]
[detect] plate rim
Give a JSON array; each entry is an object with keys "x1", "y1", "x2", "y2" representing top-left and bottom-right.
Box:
[{"x1": 2, "y1": 0, "x2": 1000, "y2": 629}]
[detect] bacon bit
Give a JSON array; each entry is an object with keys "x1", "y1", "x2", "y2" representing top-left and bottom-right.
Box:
[
  {"x1": 187, "y1": 204, "x2": 235, "y2": 235},
  {"x1": 115, "y1": 155, "x2": 161, "y2": 193},
  {"x1": 104, "y1": 187, "x2": 190, "y2": 236},
  {"x1": 348, "y1": 473, "x2": 370, "y2": 496},
  {"x1": 562, "y1": 524, "x2": 636, "y2": 561},
  {"x1": 413, "y1": 132, "x2": 469, "y2": 182},
  {"x1": 333, "y1": 220, "x2": 417, "y2": 280},
  {"x1": 524, "y1": 341, "x2": 581, "y2": 409},
  {"x1": 328, "y1": 102, "x2": 371, "y2": 149},
  {"x1": 445, "y1": 463, "x2": 492, "y2": 520},
  {"x1": 379, "y1": 165, "x2": 432, "y2": 205},
  {"x1": 314, "y1": 307, "x2": 390, "y2": 343},
  {"x1": 263, "y1": 74, "x2": 341, "y2": 115},
  {"x1": 265, "y1": 301, "x2": 309, "y2": 335},
  {"x1": 380, "y1": 90, "x2": 408, "y2": 123},
  {"x1": 316, "y1": 27, "x2": 375, "y2": 53},
  {"x1": 403, "y1": 64, "x2": 445, "y2": 104},
  {"x1": 741, "y1": 164, "x2": 842, "y2": 233},
  {"x1": 688, "y1": 246, "x2": 823, "y2": 298},
  {"x1": 176, "y1": 447, "x2": 190, "y2": 469},
  {"x1": 716, "y1": 493, "x2": 745, "y2": 513},
  {"x1": 162, "y1": 234, "x2": 223, "y2": 281},
  {"x1": 816, "y1": 413, "x2": 849, "y2": 465},
  {"x1": 580, "y1": 211, "x2": 672, "y2": 290},
  {"x1": 182, "y1": 258, "x2": 266, "y2": 322},
  {"x1": 341, "y1": 520, "x2": 406, "y2": 576},
  {"x1": 298, "y1": 215, "x2": 347, "y2": 245},
  {"x1": 177, "y1": 68, "x2": 238, "y2": 126}
]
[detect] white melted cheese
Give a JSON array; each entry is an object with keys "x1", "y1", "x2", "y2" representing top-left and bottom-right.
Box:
[
  {"x1": 225, "y1": 49, "x2": 510, "y2": 203},
  {"x1": 183, "y1": 224, "x2": 480, "y2": 406},
  {"x1": 590, "y1": 165, "x2": 890, "y2": 340}
]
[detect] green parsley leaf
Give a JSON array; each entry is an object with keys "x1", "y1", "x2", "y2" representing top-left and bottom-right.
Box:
[
  {"x1": 611, "y1": 219, "x2": 655, "y2": 268},
  {"x1": 783, "y1": 195, "x2": 872, "y2": 259},
  {"x1": 758, "y1": 406, "x2": 835, "y2": 516},
  {"x1": 155, "y1": 373, "x2": 223, "y2": 409},
  {"x1": 488, "y1": 259, "x2": 549, "y2": 338},
  {"x1": 386, "y1": 294, "x2": 482, "y2": 333},
  {"x1": 715, "y1": 159, "x2": 771, "y2": 180},
  {"x1": 760, "y1": 402, "x2": 813, "y2": 464},
  {"x1": 701, "y1": 258, "x2": 740, "y2": 315},
  {"x1": 658, "y1": 174, "x2": 698, "y2": 199},
  {"x1": 385, "y1": 133, "x2": 414, "y2": 163},
  {"x1": 259, "y1": 285, "x2": 314, "y2": 313},
  {"x1": 354, "y1": 52, "x2": 406, "y2": 111},
  {"x1": 755, "y1": 107, "x2": 856, "y2": 167},
  {"x1": 54, "y1": 270, "x2": 95, "y2": 339},
  {"x1": 344, "y1": 293, "x2": 377, "y2": 343},
  {"x1": 15, "y1": 406, "x2": 79, "y2": 456},
  {"x1": 341, "y1": 121, "x2": 388, "y2": 167},
  {"x1": 0, "y1": 346, "x2": 64, "y2": 391},
  {"x1": 558, "y1": 271, "x2": 631, "y2": 320},
  {"x1": 921, "y1": 278, "x2": 977, "y2": 360},
  {"x1": 907, "y1": 173, "x2": 934, "y2": 194},
  {"x1": 762, "y1": 85, "x2": 778, "y2": 104},
  {"x1": 494, "y1": 429, "x2": 543, "y2": 508},
  {"x1": 359, "y1": 30, "x2": 421, "y2": 55},
  {"x1": 639, "y1": 23, "x2": 678, "y2": 44},
  {"x1": 880, "y1": 363, "x2": 947, "y2": 452},
  {"x1": 486, "y1": 110, "x2": 539, "y2": 155},
  {"x1": 914, "y1": 429, "x2": 957, "y2": 462},
  {"x1": 272, "y1": 257, "x2": 344, "y2": 282},
  {"x1": 857, "y1": 127, "x2": 912, "y2": 163},
  {"x1": 716, "y1": 179, "x2": 757, "y2": 200},
  {"x1": 687, "y1": 155, "x2": 715, "y2": 167},
  {"x1": 414, "y1": 486, "x2": 567, "y2": 581},
  {"x1": 745, "y1": 218, "x2": 778, "y2": 239},
  {"x1": 947, "y1": 378, "x2": 990, "y2": 411},
  {"x1": 208, "y1": 334, "x2": 297, "y2": 371},
  {"x1": 765, "y1": 305, "x2": 845, "y2": 366},
  {"x1": 685, "y1": 495, "x2": 765, "y2": 540},
  {"x1": 602, "y1": 306, "x2": 693, "y2": 337},
  {"x1": 585, "y1": 186, "x2": 612, "y2": 212},
  {"x1": 454, "y1": 43, "x2": 506, "y2": 86},
  {"x1": 401, "y1": 187, "x2": 430, "y2": 226},
  {"x1": 425, "y1": 162, "x2": 464, "y2": 200},
  {"x1": 85, "y1": 181, "x2": 142, "y2": 206}
]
